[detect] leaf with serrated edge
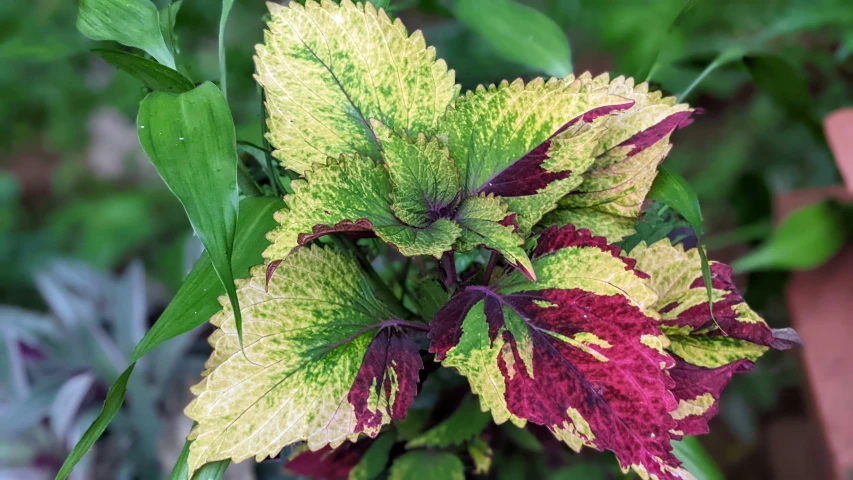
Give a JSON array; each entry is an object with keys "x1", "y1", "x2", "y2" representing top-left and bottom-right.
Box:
[
  {"x1": 628, "y1": 239, "x2": 777, "y2": 368},
  {"x1": 374, "y1": 122, "x2": 460, "y2": 228},
  {"x1": 436, "y1": 74, "x2": 634, "y2": 231},
  {"x1": 430, "y1": 225, "x2": 693, "y2": 480},
  {"x1": 545, "y1": 74, "x2": 695, "y2": 241},
  {"x1": 263, "y1": 154, "x2": 461, "y2": 259},
  {"x1": 185, "y1": 246, "x2": 424, "y2": 476},
  {"x1": 668, "y1": 358, "x2": 753, "y2": 438},
  {"x1": 455, "y1": 194, "x2": 535, "y2": 281},
  {"x1": 256, "y1": 0, "x2": 458, "y2": 174}
]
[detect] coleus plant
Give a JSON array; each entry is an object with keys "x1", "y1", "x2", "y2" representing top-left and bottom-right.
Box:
[{"x1": 73, "y1": 1, "x2": 800, "y2": 479}]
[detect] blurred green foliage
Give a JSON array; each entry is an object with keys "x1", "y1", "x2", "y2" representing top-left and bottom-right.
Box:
[{"x1": 1, "y1": 0, "x2": 851, "y2": 478}]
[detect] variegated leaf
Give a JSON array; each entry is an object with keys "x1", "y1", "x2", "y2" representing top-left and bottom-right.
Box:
[
  {"x1": 185, "y1": 246, "x2": 424, "y2": 475},
  {"x1": 436, "y1": 75, "x2": 636, "y2": 232},
  {"x1": 668, "y1": 358, "x2": 753, "y2": 438},
  {"x1": 256, "y1": 0, "x2": 458, "y2": 174},
  {"x1": 430, "y1": 225, "x2": 693, "y2": 480},
  {"x1": 263, "y1": 153, "x2": 462, "y2": 260},
  {"x1": 544, "y1": 74, "x2": 695, "y2": 242},
  {"x1": 628, "y1": 239, "x2": 776, "y2": 368}
]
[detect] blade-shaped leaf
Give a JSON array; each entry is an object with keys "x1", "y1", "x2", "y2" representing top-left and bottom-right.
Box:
[
  {"x1": 628, "y1": 239, "x2": 787, "y2": 368},
  {"x1": 453, "y1": 0, "x2": 572, "y2": 77},
  {"x1": 77, "y1": 0, "x2": 175, "y2": 68},
  {"x1": 218, "y1": 0, "x2": 235, "y2": 100},
  {"x1": 51, "y1": 372, "x2": 97, "y2": 443},
  {"x1": 170, "y1": 425, "x2": 230, "y2": 480},
  {"x1": 56, "y1": 364, "x2": 135, "y2": 480},
  {"x1": 388, "y1": 451, "x2": 464, "y2": 480},
  {"x1": 731, "y1": 201, "x2": 847, "y2": 273},
  {"x1": 137, "y1": 82, "x2": 243, "y2": 343},
  {"x1": 158, "y1": 0, "x2": 182, "y2": 58},
  {"x1": 256, "y1": 0, "x2": 458, "y2": 174},
  {"x1": 672, "y1": 436, "x2": 724, "y2": 480},
  {"x1": 436, "y1": 73, "x2": 633, "y2": 231},
  {"x1": 95, "y1": 49, "x2": 193, "y2": 93},
  {"x1": 546, "y1": 74, "x2": 694, "y2": 242},
  {"x1": 429, "y1": 225, "x2": 690, "y2": 479},
  {"x1": 185, "y1": 246, "x2": 425, "y2": 475},
  {"x1": 646, "y1": 164, "x2": 716, "y2": 326},
  {"x1": 133, "y1": 196, "x2": 283, "y2": 361}
]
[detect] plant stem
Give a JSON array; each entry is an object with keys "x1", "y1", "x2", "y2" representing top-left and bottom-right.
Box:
[
  {"x1": 483, "y1": 251, "x2": 498, "y2": 285},
  {"x1": 258, "y1": 86, "x2": 286, "y2": 195},
  {"x1": 441, "y1": 252, "x2": 457, "y2": 290},
  {"x1": 381, "y1": 318, "x2": 430, "y2": 332}
]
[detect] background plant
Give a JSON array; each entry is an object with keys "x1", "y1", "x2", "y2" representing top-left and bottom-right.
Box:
[{"x1": 0, "y1": 0, "x2": 849, "y2": 479}]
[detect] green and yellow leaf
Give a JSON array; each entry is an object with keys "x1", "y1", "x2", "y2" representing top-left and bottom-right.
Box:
[
  {"x1": 628, "y1": 239, "x2": 773, "y2": 368},
  {"x1": 256, "y1": 0, "x2": 458, "y2": 174},
  {"x1": 185, "y1": 246, "x2": 424, "y2": 475},
  {"x1": 546, "y1": 74, "x2": 695, "y2": 242}
]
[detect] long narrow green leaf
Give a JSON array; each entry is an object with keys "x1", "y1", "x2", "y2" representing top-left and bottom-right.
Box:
[
  {"x1": 732, "y1": 201, "x2": 846, "y2": 273},
  {"x1": 55, "y1": 365, "x2": 135, "y2": 480},
  {"x1": 170, "y1": 423, "x2": 231, "y2": 480},
  {"x1": 56, "y1": 197, "x2": 281, "y2": 479},
  {"x1": 648, "y1": 165, "x2": 716, "y2": 321},
  {"x1": 454, "y1": 0, "x2": 572, "y2": 77},
  {"x1": 95, "y1": 49, "x2": 193, "y2": 93},
  {"x1": 678, "y1": 47, "x2": 744, "y2": 101},
  {"x1": 137, "y1": 82, "x2": 243, "y2": 344},
  {"x1": 672, "y1": 437, "x2": 724, "y2": 480},
  {"x1": 159, "y1": 0, "x2": 183, "y2": 59},
  {"x1": 77, "y1": 0, "x2": 175, "y2": 68},
  {"x1": 218, "y1": 0, "x2": 235, "y2": 101},
  {"x1": 743, "y1": 54, "x2": 822, "y2": 138},
  {"x1": 132, "y1": 196, "x2": 283, "y2": 361}
]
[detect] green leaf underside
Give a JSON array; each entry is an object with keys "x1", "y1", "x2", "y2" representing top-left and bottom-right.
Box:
[
  {"x1": 388, "y1": 451, "x2": 465, "y2": 480},
  {"x1": 185, "y1": 246, "x2": 423, "y2": 476},
  {"x1": 77, "y1": 0, "x2": 175, "y2": 68},
  {"x1": 629, "y1": 239, "x2": 772, "y2": 368},
  {"x1": 453, "y1": 0, "x2": 572, "y2": 77},
  {"x1": 95, "y1": 49, "x2": 194, "y2": 93},
  {"x1": 256, "y1": 0, "x2": 458, "y2": 174},
  {"x1": 137, "y1": 82, "x2": 243, "y2": 345}
]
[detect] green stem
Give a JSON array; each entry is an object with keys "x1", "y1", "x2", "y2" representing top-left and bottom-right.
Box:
[{"x1": 678, "y1": 48, "x2": 743, "y2": 102}]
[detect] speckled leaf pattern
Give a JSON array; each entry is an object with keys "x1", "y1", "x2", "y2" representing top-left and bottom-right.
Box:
[
  {"x1": 263, "y1": 154, "x2": 462, "y2": 259},
  {"x1": 668, "y1": 358, "x2": 753, "y2": 438},
  {"x1": 436, "y1": 75, "x2": 634, "y2": 231},
  {"x1": 256, "y1": 0, "x2": 458, "y2": 174},
  {"x1": 547, "y1": 74, "x2": 695, "y2": 242},
  {"x1": 375, "y1": 123, "x2": 459, "y2": 228},
  {"x1": 628, "y1": 239, "x2": 774, "y2": 368},
  {"x1": 430, "y1": 225, "x2": 693, "y2": 480},
  {"x1": 455, "y1": 195, "x2": 535, "y2": 281},
  {"x1": 185, "y1": 246, "x2": 423, "y2": 476}
]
